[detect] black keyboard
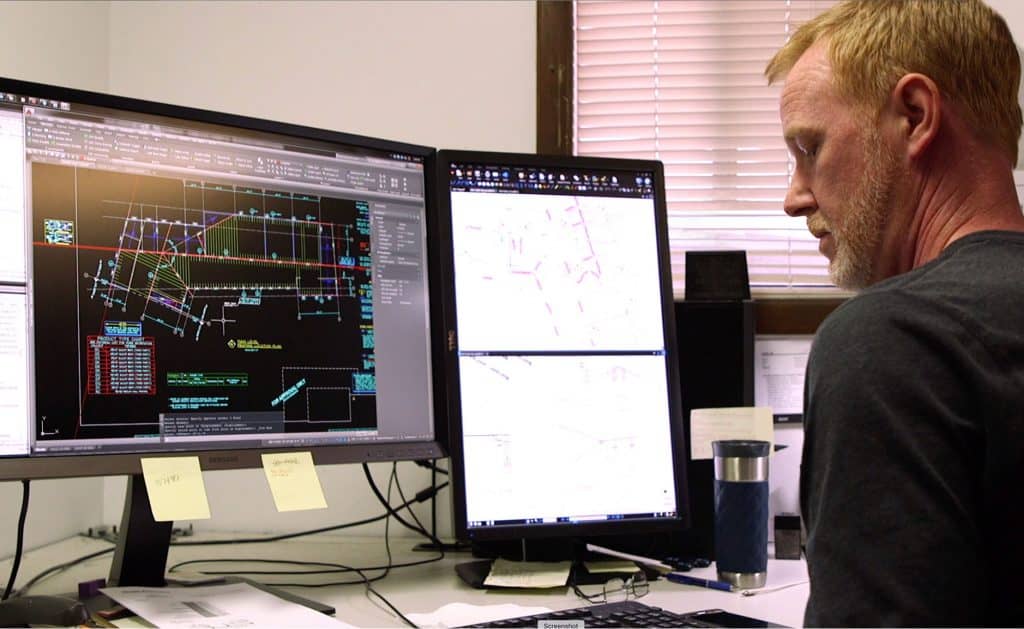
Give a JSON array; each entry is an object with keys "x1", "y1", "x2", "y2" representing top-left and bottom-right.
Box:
[{"x1": 459, "y1": 601, "x2": 773, "y2": 628}]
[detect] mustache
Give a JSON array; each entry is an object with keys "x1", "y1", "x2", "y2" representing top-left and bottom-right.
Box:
[{"x1": 807, "y1": 217, "x2": 830, "y2": 238}]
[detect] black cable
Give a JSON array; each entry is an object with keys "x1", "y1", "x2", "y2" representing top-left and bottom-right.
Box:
[
  {"x1": 275, "y1": 563, "x2": 379, "y2": 589},
  {"x1": 413, "y1": 459, "x2": 448, "y2": 475},
  {"x1": 168, "y1": 553, "x2": 445, "y2": 577},
  {"x1": 261, "y1": 575, "x2": 385, "y2": 587},
  {"x1": 9, "y1": 468, "x2": 444, "y2": 624},
  {"x1": 361, "y1": 463, "x2": 445, "y2": 549},
  {"x1": 412, "y1": 460, "x2": 465, "y2": 553},
  {"x1": 165, "y1": 465, "x2": 444, "y2": 598},
  {"x1": 430, "y1": 461, "x2": 438, "y2": 539},
  {"x1": 173, "y1": 558, "x2": 378, "y2": 582},
  {"x1": 170, "y1": 558, "x2": 355, "y2": 575},
  {"x1": 392, "y1": 464, "x2": 432, "y2": 543},
  {"x1": 14, "y1": 544, "x2": 115, "y2": 598},
  {"x1": 356, "y1": 553, "x2": 446, "y2": 572},
  {"x1": 374, "y1": 464, "x2": 396, "y2": 582},
  {"x1": 362, "y1": 465, "x2": 415, "y2": 628},
  {"x1": 171, "y1": 481, "x2": 447, "y2": 548},
  {"x1": 366, "y1": 584, "x2": 417, "y2": 628},
  {"x1": 166, "y1": 559, "x2": 381, "y2": 587},
  {"x1": 173, "y1": 513, "x2": 387, "y2": 547},
  {"x1": 16, "y1": 478, "x2": 448, "y2": 598},
  {"x1": 2, "y1": 480, "x2": 30, "y2": 601},
  {"x1": 362, "y1": 463, "x2": 430, "y2": 538}
]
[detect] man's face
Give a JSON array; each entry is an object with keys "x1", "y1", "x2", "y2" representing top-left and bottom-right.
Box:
[{"x1": 779, "y1": 42, "x2": 902, "y2": 290}]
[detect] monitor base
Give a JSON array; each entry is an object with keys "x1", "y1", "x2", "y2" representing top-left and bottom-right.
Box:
[
  {"x1": 412, "y1": 541, "x2": 473, "y2": 553},
  {"x1": 454, "y1": 557, "x2": 648, "y2": 590}
]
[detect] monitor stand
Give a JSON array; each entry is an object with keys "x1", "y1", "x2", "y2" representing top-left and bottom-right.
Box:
[
  {"x1": 103, "y1": 474, "x2": 334, "y2": 615},
  {"x1": 108, "y1": 474, "x2": 172, "y2": 587},
  {"x1": 454, "y1": 538, "x2": 641, "y2": 589},
  {"x1": 454, "y1": 559, "x2": 647, "y2": 590}
]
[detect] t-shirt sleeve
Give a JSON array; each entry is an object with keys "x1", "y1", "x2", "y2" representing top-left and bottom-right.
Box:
[{"x1": 800, "y1": 291, "x2": 987, "y2": 627}]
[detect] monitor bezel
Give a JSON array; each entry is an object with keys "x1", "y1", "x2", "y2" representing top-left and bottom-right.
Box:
[
  {"x1": 0, "y1": 75, "x2": 448, "y2": 482},
  {"x1": 435, "y1": 149, "x2": 690, "y2": 542}
]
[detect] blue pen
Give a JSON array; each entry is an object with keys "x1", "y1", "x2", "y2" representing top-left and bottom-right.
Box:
[{"x1": 665, "y1": 572, "x2": 734, "y2": 592}]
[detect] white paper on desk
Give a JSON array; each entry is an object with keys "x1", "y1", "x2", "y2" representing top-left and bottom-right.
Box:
[
  {"x1": 689, "y1": 407, "x2": 774, "y2": 460},
  {"x1": 484, "y1": 558, "x2": 572, "y2": 588},
  {"x1": 101, "y1": 582, "x2": 350, "y2": 628},
  {"x1": 407, "y1": 602, "x2": 553, "y2": 629}
]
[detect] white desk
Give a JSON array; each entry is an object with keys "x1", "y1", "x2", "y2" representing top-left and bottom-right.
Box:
[{"x1": 3, "y1": 535, "x2": 808, "y2": 627}]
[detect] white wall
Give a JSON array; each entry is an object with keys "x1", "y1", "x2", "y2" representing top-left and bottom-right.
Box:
[
  {"x1": 987, "y1": 1, "x2": 1024, "y2": 42},
  {"x1": 106, "y1": 0, "x2": 536, "y2": 151},
  {"x1": 986, "y1": 0, "x2": 1024, "y2": 171},
  {"x1": 8, "y1": 0, "x2": 1022, "y2": 558},
  {"x1": 100, "y1": 0, "x2": 537, "y2": 538},
  {"x1": 0, "y1": 1, "x2": 110, "y2": 559},
  {"x1": 0, "y1": 1, "x2": 110, "y2": 91},
  {"x1": 2, "y1": 0, "x2": 535, "y2": 561}
]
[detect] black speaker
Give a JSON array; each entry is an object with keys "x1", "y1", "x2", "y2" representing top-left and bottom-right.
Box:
[
  {"x1": 685, "y1": 251, "x2": 750, "y2": 301},
  {"x1": 673, "y1": 249, "x2": 754, "y2": 559},
  {"x1": 675, "y1": 299, "x2": 755, "y2": 558}
]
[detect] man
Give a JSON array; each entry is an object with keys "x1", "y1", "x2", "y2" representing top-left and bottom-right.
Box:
[{"x1": 764, "y1": 1, "x2": 1024, "y2": 625}]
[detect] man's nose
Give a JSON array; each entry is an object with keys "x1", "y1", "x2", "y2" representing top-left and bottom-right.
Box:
[{"x1": 783, "y1": 175, "x2": 816, "y2": 217}]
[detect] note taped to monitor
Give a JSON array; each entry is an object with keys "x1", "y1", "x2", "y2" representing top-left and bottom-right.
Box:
[
  {"x1": 140, "y1": 456, "x2": 211, "y2": 521},
  {"x1": 689, "y1": 407, "x2": 774, "y2": 460}
]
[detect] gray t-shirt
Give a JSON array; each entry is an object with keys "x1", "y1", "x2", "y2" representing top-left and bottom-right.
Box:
[{"x1": 801, "y1": 230, "x2": 1024, "y2": 626}]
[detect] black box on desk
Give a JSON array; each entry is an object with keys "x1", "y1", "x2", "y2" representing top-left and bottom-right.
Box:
[{"x1": 774, "y1": 513, "x2": 803, "y2": 560}]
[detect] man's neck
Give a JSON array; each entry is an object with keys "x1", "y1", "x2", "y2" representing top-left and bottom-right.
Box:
[{"x1": 907, "y1": 147, "x2": 1024, "y2": 269}]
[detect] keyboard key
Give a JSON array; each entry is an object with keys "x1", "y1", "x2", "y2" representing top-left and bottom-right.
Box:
[{"x1": 460, "y1": 601, "x2": 702, "y2": 628}]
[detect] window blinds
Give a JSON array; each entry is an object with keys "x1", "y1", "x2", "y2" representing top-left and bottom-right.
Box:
[{"x1": 574, "y1": 0, "x2": 837, "y2": 298}]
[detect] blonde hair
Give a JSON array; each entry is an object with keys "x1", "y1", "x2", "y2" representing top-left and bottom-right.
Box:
[{"x1": 765, "y1": 0, "x2": 1022, "y2": 164}]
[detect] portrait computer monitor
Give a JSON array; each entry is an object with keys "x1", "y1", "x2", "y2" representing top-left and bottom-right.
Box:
[
  {"x1": 435, "y1": 150, "x2": 689, "y2": 563},
  {"x1": 0, "y1": 76, "x2": 446, "y2": 585}
]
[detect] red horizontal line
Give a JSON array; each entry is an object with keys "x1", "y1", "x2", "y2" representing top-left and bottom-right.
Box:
[{"x1": 33, "y1": 241, "x2": 368, "y2": 272}]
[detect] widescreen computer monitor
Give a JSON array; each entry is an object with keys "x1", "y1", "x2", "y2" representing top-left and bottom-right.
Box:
[
  {"x1": 435, "y1": 150, "x2": 689, "y2": 560},
  {"x1": 0, "y1": 76, "x2": 446, "y2": 585}
]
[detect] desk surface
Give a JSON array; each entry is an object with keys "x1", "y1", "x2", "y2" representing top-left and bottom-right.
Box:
[{"x1": 4, "y1": 534, "x2": 809, "y2": 627}]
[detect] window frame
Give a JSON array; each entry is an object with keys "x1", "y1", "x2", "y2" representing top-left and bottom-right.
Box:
[{"x1": 535, "y1": 0, "x2": 841, "y2": 334}]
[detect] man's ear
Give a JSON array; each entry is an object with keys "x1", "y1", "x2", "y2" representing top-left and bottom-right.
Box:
[{"x1": 889, "y1": 73, "x2": 941, "y2": 159}]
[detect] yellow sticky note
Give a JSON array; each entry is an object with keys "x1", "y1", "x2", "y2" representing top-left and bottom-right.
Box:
[
  {"x1": 261, "y1": 451, "x2": 328, "y2": 512},
  {"x1": 139, "y1": 456, "x2": 211, "y2": 521},
  {"x1": 484, "y1": 558, "x2": 573, "y2": 589}
]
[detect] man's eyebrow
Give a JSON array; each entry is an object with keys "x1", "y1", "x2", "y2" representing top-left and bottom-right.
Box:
[{"x1": 783, "y1": 125, "x2": 819, "y2": 143}]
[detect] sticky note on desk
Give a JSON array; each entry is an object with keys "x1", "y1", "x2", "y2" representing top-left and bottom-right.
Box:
[
  {"x1": 689, "y1": 407, "x2": 774, "y2": 460},
  {"x1": 261, "y1": 451, "x2": 328, "y2": 512},
  {"x1": 484, "y1": 558, "x2": 572, "y2": 589},
  {"x1": 140, "y1": 456, "x2": 211, "y2": 521}
]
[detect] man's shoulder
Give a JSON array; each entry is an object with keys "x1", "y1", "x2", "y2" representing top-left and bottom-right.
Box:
[
  {"x1": 817, "y1": 287, "x2": 916, "y2": 343},
  {"x1": 893, "y1": 229, "x2": 1024, "y2": 293},
  {"x1": 810, "y1": 281, "x2": 967, "y2": 384},
  {"x1": 821, "y1": 231, "x2": 1024, "y2": 341}
]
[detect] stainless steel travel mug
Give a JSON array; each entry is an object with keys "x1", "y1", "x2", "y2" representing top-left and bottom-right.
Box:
[{"x1": 712, "y1": 439, "x2": 770, "y2": 589}]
